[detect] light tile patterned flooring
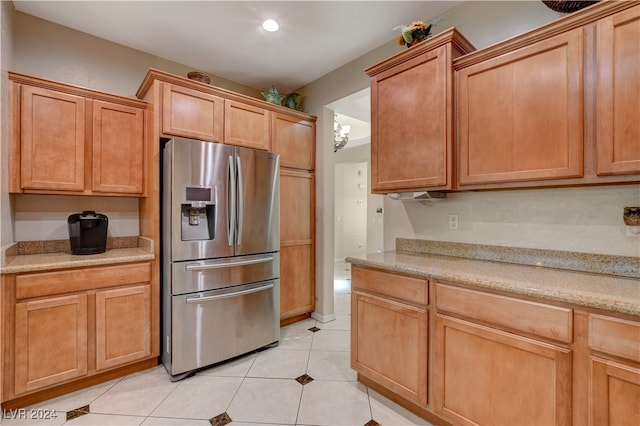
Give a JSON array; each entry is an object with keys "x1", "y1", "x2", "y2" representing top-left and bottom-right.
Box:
[{"x1": 2, "y1": 263, "x2": 432, "y2": 426}]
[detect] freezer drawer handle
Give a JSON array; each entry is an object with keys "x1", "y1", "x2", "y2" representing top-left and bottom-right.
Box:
[
  {"x1": 185, "y1": 282, "x2": 274, "y2": 303},
  {"x1": 185, "y1": 255, "x2": 274, "y2": 271}
]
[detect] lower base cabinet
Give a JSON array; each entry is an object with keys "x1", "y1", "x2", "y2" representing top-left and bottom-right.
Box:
[
  {"x1": 588, "y1": 313, "x2": 640, "y2": 425},
  {"x1": 350, "y1": 266, "x2": 640, "y2": 425},
  {"x1": 4, "y1": 262, "x2": 155, "y2": 403},
  {"x1": 350, "y1": 266, "x2": 428, "y2": 407},
  {"x1": 15, "y1": 294, "x2": 88, "y2": 395},
  {"x1": 95, "y1": 285, "x2": 152, "y2": 371},
  {"x1": 433, "y1": 315, "x2": 572, "y2": 425},
  {"x1": 591, "y1": 358, "x2": 640, "y2": 425}
]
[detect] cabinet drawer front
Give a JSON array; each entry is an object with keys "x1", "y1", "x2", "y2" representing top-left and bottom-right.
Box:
[
  {"x1": 589, "y1": 314, "x2": 640, "y2": 362},
  {"x1": 16, "y1": 262, "x2": 152, "y2": 299},
  {"x1": 352, "y1": 266, "x2": 427, "y2": 306},
  {"x1": 436, "y1": 283, "x2": 572, "y2": 343}
]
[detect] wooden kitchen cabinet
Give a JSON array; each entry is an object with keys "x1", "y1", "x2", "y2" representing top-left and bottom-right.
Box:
[
  {"x1": 161, "y1": 82, "x2": 224, "y2": 142},
  {"x1": 95, "y1": 285, "x2": 152, "y2": 371},
  {"x1": 588, "y1": 314, "x2": 640, "y2": 425},
  {"x1": 453, "y1": 1, "x2": 639, "y2": 189},
  {"x1": 224, "y1": 99, "x2": 271, "y2": 150},
  {"x1": 92, "y1": 100, "x2": 145, "y2": 194},
  {"x1": 456, "y1": 29, "x2": 584, "y2": 186},
  {"x1": 3, "y1": 262, "x2": 154, "y2": 402},
  {"x1": 272, "y1": 112, "x2": 315, "y2": 170},
  {"x1": 279, "y1": 169, "x2": 315, "y2": 321},
  {"x1": 351, "y1": 266, "x2": 428, "y2": 406},
  {"x1": 9, "y1": 72, "x2": 148, "y2": 196},
  {"x1": 273, "y1": 114, "x2": 316, "y2": 322},
  {"x1": 595, "y1": 5, "x2": 640, "y2": 176},
  {"x1": 366, "y1": 29, "x2": 474, "y2": 192},
  {"x1": 14, "y1": 294, "x2": 88, "y2": 395},
  {"x1": 433, "y1": 283, "x2": 572, "y2": 425},
  {"x1": 161, "y1": 82, "x2": 271, "y2": 150},
  {"x1": 17, "y1": 84, "x2": 86, "y2": 192}
]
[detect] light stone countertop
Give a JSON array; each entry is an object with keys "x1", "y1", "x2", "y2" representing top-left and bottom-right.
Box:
[
  {"x1": 346, "y1": 250, "x2": 640, "y2": 317},
  {"x1": 1, "y1": 237, "x2": 155, "y2": 274}
]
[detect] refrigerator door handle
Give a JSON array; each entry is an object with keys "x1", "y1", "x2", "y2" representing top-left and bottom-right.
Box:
[
  {"x1": 185, "y1": 282, "x2": 274, "y2": 303},
  {"x1": 236, "y1": 154, "x2": 244, "y2": 245},
  {"x1": 227, "y1": 155, "x2": 236, "y2": 247},
  {"x1": 184, "y1": 255, "x2": 274, "y2": 271}
]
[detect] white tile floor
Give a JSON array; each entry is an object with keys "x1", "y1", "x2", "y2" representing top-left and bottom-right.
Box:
[{"x1": 1, "y1": 263, "x2": 432, "y2": 426}]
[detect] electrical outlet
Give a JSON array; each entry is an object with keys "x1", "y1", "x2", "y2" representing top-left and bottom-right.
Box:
[{"x1": 448, "y1": 214, "x2": 459, "y2": 230}]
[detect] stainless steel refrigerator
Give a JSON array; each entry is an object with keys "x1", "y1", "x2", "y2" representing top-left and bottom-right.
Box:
[{"x1": 161, "y1": 137, "x2": 280, "y2": 380}]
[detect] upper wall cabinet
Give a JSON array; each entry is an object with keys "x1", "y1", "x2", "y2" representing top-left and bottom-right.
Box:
[
  {"x1": 366, "y1": 28, "x2": 475, "y2": 193},
  {"x1": 454, "y1": 2, "x2": 640, "y2": 190},
  {"x1": 162, "y1": 83, "x2": 224, "y2": 142},
  {"x1": 224, "y1": 100, "x2": 271, "y2": 151},
  {"x1": 9, "y1": 72, "x2": 148, "y2": 197},
  {"x1": 457, "y1": 29, "x2": 585, "y2": 186},
  {"x1": 272, "y1": 113, "x2": 315, "y2": 171},
  {"x1": 596, "y1": 5, "x2": 640, "y2": 176},
  {"x1": 141, "y1": 69, "x2": 312, "y2": 152}
]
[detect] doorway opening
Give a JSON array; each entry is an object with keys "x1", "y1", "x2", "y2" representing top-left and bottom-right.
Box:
[{"x1": 328, "y1": 88, "x2": 384, "y2": 295}]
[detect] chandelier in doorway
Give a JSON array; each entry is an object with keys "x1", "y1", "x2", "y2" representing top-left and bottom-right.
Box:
[{"x1": 334, "y1": 115, "x2": 351, "y2": 152}]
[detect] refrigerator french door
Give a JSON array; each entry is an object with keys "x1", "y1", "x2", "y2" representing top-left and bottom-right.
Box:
[{"x1": 161, "y1": 137, "x2": 280, "y2": 380}]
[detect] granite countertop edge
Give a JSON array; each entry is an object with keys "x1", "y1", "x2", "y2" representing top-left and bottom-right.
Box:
[
  {"x1": 346, "y1": 251, "x2": 640, "y2": 317},
  {"x1": 1, "y1": 236, "x2": 155, "y2": 274}
]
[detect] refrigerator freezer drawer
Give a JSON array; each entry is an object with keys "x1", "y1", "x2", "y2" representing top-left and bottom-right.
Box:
[
  {"x1": 166, "y1": 279, "x2": 280, "y2": 378},
  {"x1": 170, "y1": 252, "x2": 279, "y2": 295}
]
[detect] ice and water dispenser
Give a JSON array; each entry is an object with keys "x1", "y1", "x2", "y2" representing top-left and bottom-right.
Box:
[{"x1": 181, "y1": 186, "x2": 216, "y2": 241}]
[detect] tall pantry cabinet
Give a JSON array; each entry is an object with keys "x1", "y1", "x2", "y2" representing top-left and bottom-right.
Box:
[{"x1": 136, "y1": 69, "x2": 317, "y2": 324}]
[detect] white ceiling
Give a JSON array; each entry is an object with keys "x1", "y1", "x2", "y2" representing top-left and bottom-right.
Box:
[{"x1": 14, "y1": 1, "x2": 461, "y2": 95}]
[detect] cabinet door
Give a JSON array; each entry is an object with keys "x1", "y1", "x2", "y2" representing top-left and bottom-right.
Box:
[
  {"x1": 20, "y1": 85, "x2": 85, "y2": 191},
  {"x1": 596, "y1": 5, "x2": 640, "y2": 175},
  {"x1": 434, "y1": 315, "x2": 571, "y2": 425},
  {"x1": 457, "y1": 29, "x2": 584, "y2": 186},
  {"x1": 92, "y1": 100, "x2": 145, "y2": 195},
  {"x1": 272, "y1": 113, "x2": 315, "y2": 170},
  {"x1": 351, "y1": 290, "x2": 428, "y2": 406},
  {"x1": 162, "y1": 83, "x2": 224, "y2": 142},
  {"x1": 224, "y1": 100, "x2": 271, "y2": 150},
  {"x1": 279, "y1": 169, "x2": 315, "y2": 320},
  {"x1": 95, "y1": 284, "x2": 152, "y2": 371},
  {"x1": 371, "y1": 45, "x2": 450, "y2": 191},
  {"x1": 590, "y1": 357, "x2": 640, "y2": 426},
  {"x1": 15, "y1": 294, "x2": 88, "y2": 394}
]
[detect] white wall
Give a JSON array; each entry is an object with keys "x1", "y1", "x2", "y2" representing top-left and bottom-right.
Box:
[
  {"x1": 334, "y1": 161, "x2": 368, "y2": 260},
  {"x1": 384, "y1": 185, "x2": 640, "y2": 257}
]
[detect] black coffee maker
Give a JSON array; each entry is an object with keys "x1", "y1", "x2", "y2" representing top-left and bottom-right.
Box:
[{"x1": 67, "y1": 211, "x2": 108, "y2": 255}]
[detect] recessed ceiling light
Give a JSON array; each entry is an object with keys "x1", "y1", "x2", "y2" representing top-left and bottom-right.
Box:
[{"x1": 262, "y1": 18, "x2": 279, "y2": 32}]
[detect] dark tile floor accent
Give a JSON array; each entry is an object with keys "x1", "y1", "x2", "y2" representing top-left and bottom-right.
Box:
[
  {"x1": 364, "y1": 420, "x2": 381, "y2": 426},
  {"x1": 66, "y1": 405, "x2": 90, "y2": 422},
  {"x1": 209, "y1": 411, "x2": 232, "y2": 426},
  {"x1": 295, "y1": 374, "x2": 314, "y2": 385},
  {"x1": 308, "y1": 326, "x2": 321, "y2": 332}
]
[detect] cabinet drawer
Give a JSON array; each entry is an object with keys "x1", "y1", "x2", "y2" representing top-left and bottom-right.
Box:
[
  {"x1": 436, "y1": 283, "x2": 572, "y2": 343},
  {"x1": 351, "y1": 266, "x2": 427, "y2": 306},
  {"x1": 589, "y1": 314, "x2": 640, "y2": 362},
  {"x1": 16, "y1": 262, "x2": 152, "y2": 299}
]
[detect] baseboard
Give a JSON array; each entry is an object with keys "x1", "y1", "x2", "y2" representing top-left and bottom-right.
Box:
[{"x1": 311, "y1": 311, "x2": 336, "y2": 323}]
